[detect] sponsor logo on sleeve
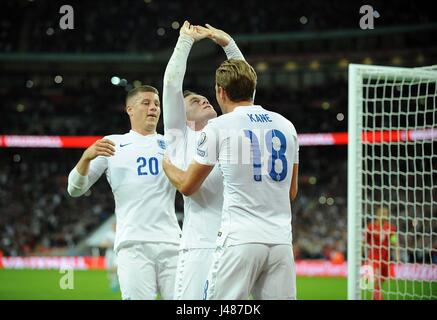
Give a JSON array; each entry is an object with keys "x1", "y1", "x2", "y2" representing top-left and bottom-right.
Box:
[
  {"x1": 197, "y1": 148, "x2": 206, "y2": 157},
  {"x1": 197, "y1": 132, "x2": 207, "y2": 147}
]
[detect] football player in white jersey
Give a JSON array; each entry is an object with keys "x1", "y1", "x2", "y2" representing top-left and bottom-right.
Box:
[
  {"x1": 163, "y1": 59, "x2": 299, "y2": 300},
  {"x1": 163, "y1": 21, "x2": 245, "y2": 299},
  {"x1": 67, "y1": 85, "x2": 181, "y2": 300}
]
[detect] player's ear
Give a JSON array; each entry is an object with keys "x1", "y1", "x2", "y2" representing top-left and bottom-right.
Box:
[
  {"x1": 126, "y1": 105, "x2": 133, "y2": 117},
  {"x1": 218, "y1": 86, "x2": 227, "y2": 101}
]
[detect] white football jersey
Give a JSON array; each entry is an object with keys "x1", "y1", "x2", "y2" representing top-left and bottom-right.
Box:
[
  {"x1": 163, "y1": 34, "x2": 245, "y2": 249},
  {"x1": 194, "y1": 105, "x2": 299, "y2": 246},
  {"x1": 169, "y1": 127, "x2": 224, "y2": 249},
  {"x1": 68, "y1": 130, "x2": 181, "y2": 252}
]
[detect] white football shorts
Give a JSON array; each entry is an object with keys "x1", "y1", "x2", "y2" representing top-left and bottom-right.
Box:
[
  {"x1": 204, "y1": 243, "x2": 296, "y2": 300},
  {"x1": 174, "y1": 248, "x2": 215, "y2": 300},
  {"x1": 116, "y1": 242, "x2": 179, "y2": 300}
]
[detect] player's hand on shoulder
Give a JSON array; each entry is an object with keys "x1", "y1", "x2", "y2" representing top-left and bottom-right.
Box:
[
  {"x1": 199, "y1": 23, "x2": 232, "y2": 47},
  {"x1": 180, "y1": 20, "x2": 208, "y2": 42},
  {"x1": 83, "y1": 138, "x2": 115, "y2": 160}
]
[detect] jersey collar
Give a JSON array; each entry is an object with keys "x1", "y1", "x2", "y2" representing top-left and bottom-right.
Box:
[
  {"x1": 128, "y1": 130, "x2": 157, "y2": 140},
  {"x1": 233, "y1": 105, "x2": 264, "y2": 112}
]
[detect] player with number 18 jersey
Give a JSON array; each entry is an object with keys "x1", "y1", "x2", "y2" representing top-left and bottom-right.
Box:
[{"x1": 195, "y1": 104, "x2": 299, "y2": 299}]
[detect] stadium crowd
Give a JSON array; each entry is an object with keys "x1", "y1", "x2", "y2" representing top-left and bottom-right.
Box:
[
  {"x1": 1, "y1": 0, "x2": 434, "y2": 53},
  {"x1": 0, "y1": 149, "x2": 113, "y2": 256},
  {"x1": 1, "y1": 0, "x2": 436, "y2": 265},
  {"x1": 1, "y1": 143, "x2": 436, "y2": 264},
  {"x1": 0, "y1": 76, "x2": 349, "y2": 136},
  {"x1": 0, "y1": 74, "x2": 351, "y2": 258},
  {"x1": 1, "y1": 72, "x2": 436, "y2": 263},
  {"x1": 0, "y1": 146, "x2": 351, "y2": 259}
]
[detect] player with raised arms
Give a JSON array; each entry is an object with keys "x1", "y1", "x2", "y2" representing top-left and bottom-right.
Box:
[
  {"x1": 163, "y1": 21, "x2": 245, "y2": 299},
  {"x1": 163, "y1": 59, "x2": 299, "y2": 299},
  {"x1": 67, "y1": 85, "x2": 181, "y2": 300}
]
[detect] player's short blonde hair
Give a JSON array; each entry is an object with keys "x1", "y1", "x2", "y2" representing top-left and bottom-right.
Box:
[
  {"x1": 215, "y1": 59, "x2": 257, "y2": 102},
  {"x1": 126, "y1": 85, "x2": 159, "y2": 106}
]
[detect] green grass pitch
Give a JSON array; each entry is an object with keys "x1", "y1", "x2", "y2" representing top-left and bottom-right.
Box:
[{"x1": 0, "y1": 269, "x2": 435, "y2": 300}]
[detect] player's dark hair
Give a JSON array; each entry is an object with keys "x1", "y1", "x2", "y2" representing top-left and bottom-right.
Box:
[{"x1": 183, "y1": 90, "x2": 198, "y2": 98}]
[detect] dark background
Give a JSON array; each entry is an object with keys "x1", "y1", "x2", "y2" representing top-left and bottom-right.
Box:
[{"x1": 0, "y1": 0, "x2": 436, "y2": 261}]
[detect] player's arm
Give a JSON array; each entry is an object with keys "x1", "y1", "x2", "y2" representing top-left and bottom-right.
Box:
[
  {"x1": 163, "y1": 21, "x2": 209, "y2": 132},
  {"x1": 196, "y1": 24, "x2": 245, "y2": 60},
  {"x1": 163, "y1": 157, "x2": 213, "y2": 196},
  {"x1": 67, "y1": 138, "x2": 115, "y2": 197},
  {"x1": 289, "y1": 128, "x2": 299, "y2": 201},
  {"x1": 290, "y1": 164, "x2": 299, "y2": 201},
  {"x1": 163, "y1": 121, "x2": 219, "y2": 196},
  {"x1": 163, "y1": 21, "x2": 193, "y2": 133}
]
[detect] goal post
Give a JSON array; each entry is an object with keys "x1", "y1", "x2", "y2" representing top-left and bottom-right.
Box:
[{"x1": 348, "y1": 64, "x2": 437, "y2": 300}]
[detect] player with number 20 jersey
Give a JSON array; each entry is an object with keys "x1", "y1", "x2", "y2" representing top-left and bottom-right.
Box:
[{"x1": 68, "y1": 86, "x2": 181, "y2": 300}]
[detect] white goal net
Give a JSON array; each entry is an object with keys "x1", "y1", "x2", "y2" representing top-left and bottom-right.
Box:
[{"x1": 348, "y1": 64, "x2": 437, "y2": 300}]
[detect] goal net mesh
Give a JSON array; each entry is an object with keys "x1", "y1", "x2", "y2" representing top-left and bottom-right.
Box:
[{"x1": 348, "y1": 64, "x2": 437, "y2": 300}]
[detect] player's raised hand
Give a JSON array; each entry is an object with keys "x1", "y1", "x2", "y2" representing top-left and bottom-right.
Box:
[
  {"x1": 83, "y1": 139, "x2": 115, "y2": 160},
  {"x1": 201, "y1": 23, "x2": 232, "y2": 47},
  {"x1": 180, "y1": 20, "x2": 208, "y2": 42}
]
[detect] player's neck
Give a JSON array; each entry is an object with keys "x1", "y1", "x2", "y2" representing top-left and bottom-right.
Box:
[
  {"x1": 225, "y1": 100, "x2": 254, "y2": 113},
  {"x1": 187, "y1": 118, "x2": 213, "y2": 131},
  {"x1": 187, "y1": 120, "x2": 209, "y2": 131},
  {"x1": 131, "y1": 127, "x2": 156, "y2": 136}
]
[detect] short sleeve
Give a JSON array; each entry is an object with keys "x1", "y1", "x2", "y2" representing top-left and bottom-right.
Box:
[
  {"x1": 193, "y1": 122, "x2": 219, "y2": 166},
  {"x1": 294, "y1": 138, "x2": 299, "y2": 164},
  {"x1": 290, "y1": 123, "x2": 299, "y2": 164}
]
